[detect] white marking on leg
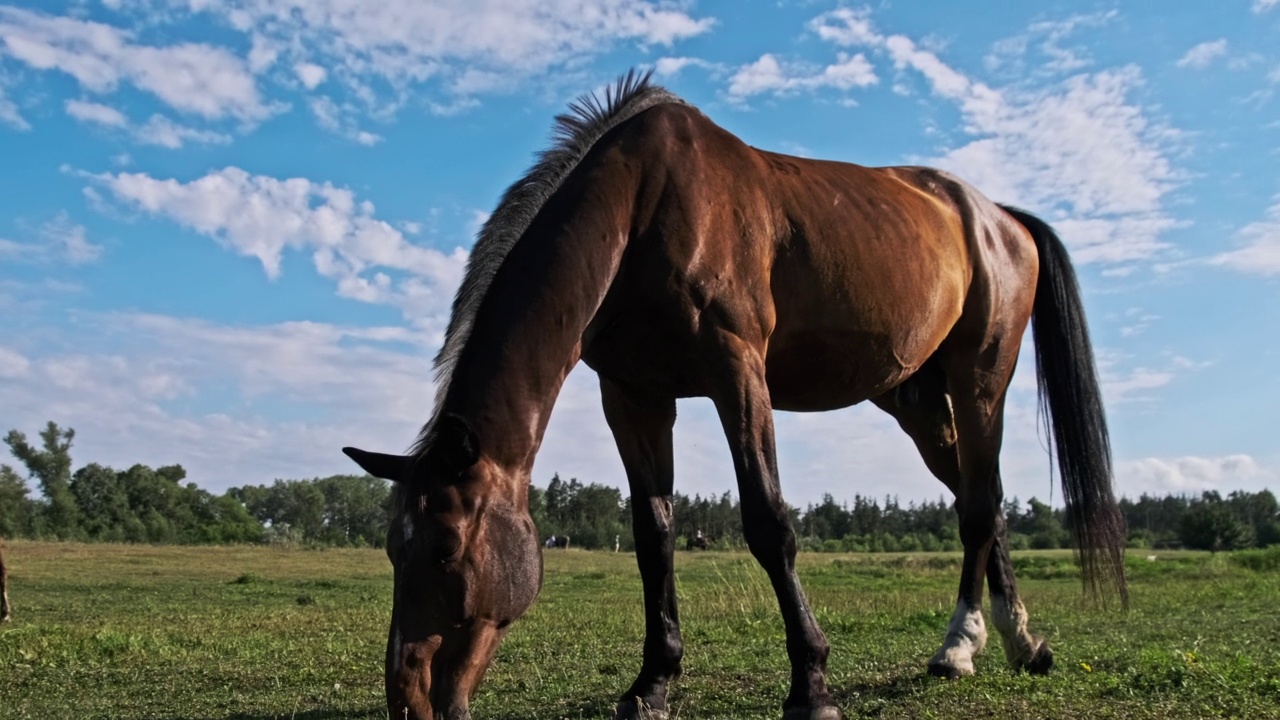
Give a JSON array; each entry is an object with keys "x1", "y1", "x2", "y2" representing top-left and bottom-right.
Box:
[
  {"x1": 401, "y1": 512, "x2": 415, "y2": 542},
  {"x1": 929, "y1": 600, "x2": 986, "y2": 676},
  {"x1": 390, "y1": 623, "x2": 403, "y2": 675},
  {"x1": 991, "y1": 594, "x2": 1039, "y2": 669}
]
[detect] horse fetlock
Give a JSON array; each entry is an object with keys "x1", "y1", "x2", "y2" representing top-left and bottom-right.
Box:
[
  {"x1": 991, "y1": 595, "x2": 1049, "y2": 673},
  {"x1": 928, "y1": 600, "x2": 986, "y2": 678},
  {"x1": 927, "y1": 651, "x2": 976, "y2": 679},
  {"x1": 782, "y1": 705, "x2": 843, "y2": 720},
  {"x1": 614, "y1": 696, "x2": 669, "y2": 720}
]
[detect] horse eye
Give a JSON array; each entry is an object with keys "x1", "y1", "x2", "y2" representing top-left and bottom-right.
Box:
[{"x1": 434, "y1": 532, "x2": 462, "y2": 564}]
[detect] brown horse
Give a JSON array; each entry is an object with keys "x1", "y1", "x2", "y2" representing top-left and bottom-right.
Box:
[{"x1": 343, "y1": 70, "x2": 1126, "y2": 720}]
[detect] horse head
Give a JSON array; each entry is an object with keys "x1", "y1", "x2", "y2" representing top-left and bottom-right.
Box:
[{"x1": 344, "y1": 413, "x2": 543, "y2": 720}]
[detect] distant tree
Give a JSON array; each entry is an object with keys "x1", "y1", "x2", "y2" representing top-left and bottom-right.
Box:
[
  {"x1": 70, "y1": 463, "x2": 136, "y2": 542},
  {"x1": 314, "y1": 474, "x2": 391, "y2": 546},
  {"x1": 527, "y1": 482, "x2": 549, "y2": 537},
  {"x1": 0, "y1": 465, "x2": 35, "y2": 537},
  {"x1": 4, "y1": 422, "x2": 82, "y2": 539},
  {"x1": 803, "y1": 494, "x2": 851, "y2": 540},
  {"x1": 1179, "y1": 493, "x2": 1255, "y2": 552},
  {"x1": 231, "y1": 475, "x2": 388, "y2": 547},
  {"x1": 1227, "y1": 490, "x2": 1280, "y2": 548}
]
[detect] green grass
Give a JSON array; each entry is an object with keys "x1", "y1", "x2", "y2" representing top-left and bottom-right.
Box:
[{"x1": 1, "y1": 542, "x2": 1277, "y2": 719}]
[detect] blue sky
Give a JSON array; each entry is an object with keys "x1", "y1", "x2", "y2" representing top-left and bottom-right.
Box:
[{"x1": 1, "y1": 0, "x2": 1277, "y2": 508}]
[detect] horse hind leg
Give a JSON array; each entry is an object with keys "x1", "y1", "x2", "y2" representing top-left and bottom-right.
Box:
[
  {"x1": 874, "y1": 366, "x2": 985, "y2": 678},
  {"x1": 600, "y1": 378, "x2": 682, "y2": 720},
  {"x1": 875, "y1": 360, "x2": 1050, "y2": 676},
  {"x1": 986, "y1": 523, "x2": 1054, "y2": 674}
]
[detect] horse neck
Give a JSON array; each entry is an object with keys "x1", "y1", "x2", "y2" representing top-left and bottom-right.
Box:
[{"x1": 441, "y1": 174, "x2": 634, "y2": 483}]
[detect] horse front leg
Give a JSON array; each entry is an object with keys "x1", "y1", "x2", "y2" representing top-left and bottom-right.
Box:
[
  {"x1": 708, "y1": 333, "x2": 841, "y2": 720},
  {"x1": 601, "y1": 378, "x2": 682, "y2": 720}
]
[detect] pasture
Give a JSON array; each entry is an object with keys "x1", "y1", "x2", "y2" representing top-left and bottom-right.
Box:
[{"x1": 0, "y1": 541, "x2": 1277, "y2": 719}]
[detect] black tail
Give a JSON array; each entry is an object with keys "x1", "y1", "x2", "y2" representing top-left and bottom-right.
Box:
[{"x1": 1001, "y1": 205, "x2": 1128, "y2": 605}]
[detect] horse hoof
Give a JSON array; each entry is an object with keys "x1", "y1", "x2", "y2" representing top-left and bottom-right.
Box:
[
  {"x1": 1025, "y1": 642, "x2": 1054, "y2": 675},
  {"x1": 926, "y1": 662, "x2": 968, "y2": 680},
  {"x1": 782, "y1": 705, "x2": 843, "y2": 720},
  {"x1": 614, "y1": 697, "x2": 669, "y2": 720}
]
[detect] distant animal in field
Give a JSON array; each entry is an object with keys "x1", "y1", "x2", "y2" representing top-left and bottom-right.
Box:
[
  {"x1": 686, "y1": 533, "x2": 714, "y2": 551},
  {"x1": 544, "y1": 535, "x2": 571, "y2": 549},
  {"x1": 1, "y1": 536, "x2": 11, "y2": 623},
  {"x1": 342, "y1": 69, "x2": 1126, "y2": 720}
]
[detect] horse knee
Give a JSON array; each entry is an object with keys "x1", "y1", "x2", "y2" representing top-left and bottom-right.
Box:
[
  {"x1": 957, "y1": 501, "x2": 1000, "y2": 548},
  {"x1": 742, "y1": 513, "x2": 796, "y2": 564}
]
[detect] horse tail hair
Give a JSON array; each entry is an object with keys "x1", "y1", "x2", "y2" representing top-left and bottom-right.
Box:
[{"x1": 1001, "y1": 204, "x2": 1128, "y2": 605}]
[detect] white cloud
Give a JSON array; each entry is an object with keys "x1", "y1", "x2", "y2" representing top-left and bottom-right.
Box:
[
  {"x1": 42, "y1": 213, "x2": 103, "y2": 264},
  {"x1": 903, "y1": 49, "x2": 1176, "y2": 262},
  {"x1": 727, "y1": 52, "x2": 877, "y2": 101},
  {"x1": 807, "y1": 10, "x2": 1181, "y2": 264},
  {"x1": 134, "y1": 114, "x2": 232, "y2": 148},
  {"x1": 247, "y1": 33, "x2": 279, "y2": 73},
  {"x1": 85, "y1": 167, "x2": 468, "y2": 323},
  {"x1": 1176, "y1": 39, "x2": 1228, "y2": 69},
  {"x1": 1119, "y1": 455, "x2": 1279, "y2": 495},
  {"x1": 308, "y1": 95, "x2": 383, "y2": 143},
  {"x1": 1103, "y1": 367, "x2": 1175, "y2": 404},
  {"x1": 293, "y1": 61, "x2": 327, "y2": 89},
  {"x1": 0, "y1": 6, "x2": 274, "y2": 121},
  {"x1": 982, "y1": 11, "x2": 1118, "y2": 75},
  {"x1": 130, "y1": 0, "x2": 713, "y2": 105},
  {"x1": 0, "y1": 346, "x2": 30, "y2": 378},
  {"x1": 0, "y1": 213, "x2": 102, "y2": 265},
  {"x1": 809, "y1": 7, "x2": 883, "y2": 47},
  {"x1": 63, "y1": 98, "x2": 229, "y2": 148},
  {"x1": 0, "y1": 314, "x2": 439, "y2": 490},
  {"x1": 653, "y1": 56, "x2": 719, "y2": 77},
  {"x1": 0, "y1": 79, "x2": 27, "y2": 129},
  {"x1": 1210, "y1": 195, "x2": 1280, "y2": 275},
  {"x1": 64, "y1": 98, "x2": 128, "y2": 127},
  {"x1": 1093, "y1": 348, "x2": 1207, "y2": 406},
  {"x1": 1253, "y1": 0, "x2": 1279, "y2": 12}
]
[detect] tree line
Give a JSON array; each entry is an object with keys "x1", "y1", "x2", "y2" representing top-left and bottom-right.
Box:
[{"x1": 2, "y1": 422, "x2": 1277, "y2": 552}]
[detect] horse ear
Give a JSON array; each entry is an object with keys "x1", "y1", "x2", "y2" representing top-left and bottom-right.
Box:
[
  {"x1": 434, "y1": 413, "x2": 480, "y2": 474},
  {"x1": 342, "y1": 447, "x2": 411, "y2": 482}
]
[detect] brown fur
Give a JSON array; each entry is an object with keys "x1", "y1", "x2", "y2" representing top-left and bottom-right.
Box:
[{"x1": 344, "y1": 71, "x2": 1124, "y2": 720}]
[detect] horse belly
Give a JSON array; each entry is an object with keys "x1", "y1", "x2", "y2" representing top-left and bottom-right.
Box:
[
  {"x1": 765, "y1": 264, "x2": 963, "y2": 411},
  {"x1": 764, "y1": 330, "x2": 920, "y2": 411}
]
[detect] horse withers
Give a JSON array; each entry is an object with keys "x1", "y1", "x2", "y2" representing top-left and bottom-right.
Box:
[{"x1": 343, "y1": 70, "x2": 1126, "y2": 720}]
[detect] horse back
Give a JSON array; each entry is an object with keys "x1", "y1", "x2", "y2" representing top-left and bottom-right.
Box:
[{"x1": 582, "y1": 103, "x2": 1036, "y2": 409}]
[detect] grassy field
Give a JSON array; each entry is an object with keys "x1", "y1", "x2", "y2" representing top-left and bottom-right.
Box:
[{"x1": 1, "y1": 541, "x2": 1277, "y2": 719}]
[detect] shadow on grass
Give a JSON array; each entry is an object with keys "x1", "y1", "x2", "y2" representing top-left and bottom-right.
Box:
[
  {"x1": 164, "y1": 711, "x2": 383, "y2": 720},
  {"x1": 486, "y1": 695, "x2": 617, "y2": 720},
  {"x1": 833, "y1": 672, "x2": 933, "y2": 706}
]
